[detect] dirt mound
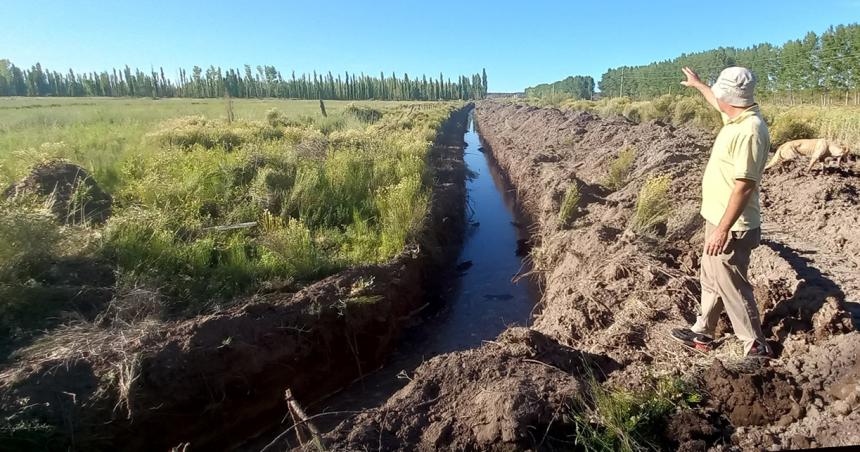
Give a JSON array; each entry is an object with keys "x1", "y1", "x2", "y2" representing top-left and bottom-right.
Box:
[
  {"x1": 704, "y1": 360, "x2": 800, "y2": 426},
  {"x1": 324, "y1": 328, "x2": 613, "y2": 451},
  {"x1": 462, "y1": 101, "x2": 859, "y2": 449},
  {"x1": 4, "y1": 160, "x2": 112, "y2": 224}
]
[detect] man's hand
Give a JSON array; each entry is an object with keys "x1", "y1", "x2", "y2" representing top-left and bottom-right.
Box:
[
  {"x1": 681, "y1": 67, "x2": 720, "y2": 111},
  {"x1": 705, "y1": 226, "x2": 731, "y2": 256},
  {"x1": 681, "y1": 67, "x2": 704, "y2": 88}
]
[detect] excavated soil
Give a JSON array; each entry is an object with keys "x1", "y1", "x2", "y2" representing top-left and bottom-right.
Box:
[
  {"x1": 0, "y1": 107, "x2": 471, "y2": 451},
  {"x1": 4, "y1": 160, "x2": 113, "y2": 224},
  {"x1": 323, "y1": 101, "x2": 860, "y2": 451}
]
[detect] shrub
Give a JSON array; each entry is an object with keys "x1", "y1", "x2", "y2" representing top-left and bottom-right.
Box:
[
  {"x1": 631, "y1": 174, "x2": 672, "y2": 233},
  {"x1": 344, "y1": 104, "x2": 383, "y2": 123},
  {"x1": 558, "y1": 183, "x2": 581, "y2": 228},
  {"x1": 605, "y1": 145, "x2": 636, "y2": 190},
  {"x1": 769, "y1": 109, "x2": 820, "y2": 146}
]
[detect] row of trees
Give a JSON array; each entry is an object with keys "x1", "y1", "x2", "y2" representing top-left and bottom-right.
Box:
[
  {"x1": 597, "y1": 24, "x2": 860, "y2": 105},
  {"x1": 0, "y1": 60, "x2": 489, "y2": 101},
  {"x1": 524, "y1": 75, "x2": 595, "y2": 100}
]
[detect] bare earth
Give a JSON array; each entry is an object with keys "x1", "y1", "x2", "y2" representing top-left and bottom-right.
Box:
[{"x1": 326, "y1": 101, "x2": 860, "y2": 451}]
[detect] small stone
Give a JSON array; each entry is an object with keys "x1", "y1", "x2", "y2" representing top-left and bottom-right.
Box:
[
  {"x1": 814, "y1": 398, "x2": 824, "y2": 408},
  {"x1": 790, "y1": 403, "x2": 805, "y2": 420},
  {"x1": 833, "y1": 400, "x2": 851, "y2": 416},
  {"x1": 777, "y1": 414, "x2": 794, "y2": 427}
]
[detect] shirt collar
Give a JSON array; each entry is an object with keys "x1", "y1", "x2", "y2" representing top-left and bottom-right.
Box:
[{"x1": 725, "y1": 104, "x2": 759, "y2": 125}]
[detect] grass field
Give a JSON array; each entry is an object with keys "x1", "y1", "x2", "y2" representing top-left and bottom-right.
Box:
[
  {"x1": 0, "y1": 97, "x2": 461, "y2": 342},
  {"x1": 0, "y1": 97, "x2": 428, "y2": 191}
]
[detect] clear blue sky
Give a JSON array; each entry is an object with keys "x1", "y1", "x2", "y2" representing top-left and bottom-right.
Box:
[{"x1": 1, "y1": 0, "x2": 857, "y2": 92}]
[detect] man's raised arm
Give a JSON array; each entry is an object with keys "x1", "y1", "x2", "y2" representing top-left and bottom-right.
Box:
[{"x1": 681, "y1": 67, "x2": 720, "y2": 112}]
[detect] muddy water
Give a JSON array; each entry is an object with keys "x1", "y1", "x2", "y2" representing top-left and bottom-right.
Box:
[{"x1": 287, "y1": 113, "x2": 539, "y2": 436}]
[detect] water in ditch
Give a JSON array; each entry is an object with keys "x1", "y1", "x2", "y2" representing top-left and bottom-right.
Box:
[{"x1": 248, "y1": 111, "x2": 538, "y2": 446}]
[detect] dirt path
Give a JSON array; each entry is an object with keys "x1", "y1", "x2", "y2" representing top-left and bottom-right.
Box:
[{"x1": 324, "y1": 101, "x2": 860, "y2": 451}]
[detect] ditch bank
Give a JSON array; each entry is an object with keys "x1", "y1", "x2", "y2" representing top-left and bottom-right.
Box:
[
  {"x1": 0, "y1": 106, "x2": 471, "y2": 451},
  {"x1": 324, "y1": 101, "x2": 860, "y2": 450}
]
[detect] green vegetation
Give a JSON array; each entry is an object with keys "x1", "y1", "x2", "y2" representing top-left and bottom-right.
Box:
[
  {"x1": 596, "y1": 23, "x2": 860, "y2": 105},
  {"x1": 523, "y1": 94, "x2": 860, "y2": 146},
  {"x1": 605, "y1": 145, "x2": 637, "y2": 190},
  {"x1": 0, "y1": 59, "x2": 488, "y2": 101},
  {"x1": 570, "y1": 376, "x2": 701, "y2": 452},
  {"x1": 525, "y1": 75, "x2": 595, "y2": 103},
  {"x1": 631, "y1": 175, "x2": 672, "y2": 234},
  {"x1": 558, "y1": 183, "x2": 582, "y2": 228},
  {"x1": 1, "y1": 99, "x2": 461, "y2": 329}
]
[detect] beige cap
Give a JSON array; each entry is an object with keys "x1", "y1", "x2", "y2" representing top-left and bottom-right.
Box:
[{"x1": 711, "y1": 67, "x2": 756, "y2": 107}]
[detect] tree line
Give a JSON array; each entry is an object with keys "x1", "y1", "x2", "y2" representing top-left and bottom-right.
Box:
[
  {"x1": 524, "y1": 75, "x2": 595, "y2": 100},
  {"x1": 0, "y1": 60, "x2": 488, "y2": 101},
  {"x1": 597, "y1": 23, "x2": 860, "y2": 105}
]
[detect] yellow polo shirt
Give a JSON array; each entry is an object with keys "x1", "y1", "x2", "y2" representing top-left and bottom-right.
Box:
[{"x1": 701, "y1": 105, "x2": 770, "y2": 231}]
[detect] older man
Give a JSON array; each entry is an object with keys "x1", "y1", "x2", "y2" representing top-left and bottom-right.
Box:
[{"x1": 671, "y1": 66, "x2": 771, "y2": 358}]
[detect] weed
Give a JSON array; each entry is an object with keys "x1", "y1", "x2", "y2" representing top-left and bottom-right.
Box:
[
  {"x1": 605, "y1": 146, "x2": 636, "y2": 190},
  {"x1": 558, "y1": 183, "x2": 582, "y2": 228},
  {"x1": 631, "y1": 174, "x2": 672, "y2": 234},
  {"x1": 570, "y1": 376, "x2": 701, "y2": 452}
]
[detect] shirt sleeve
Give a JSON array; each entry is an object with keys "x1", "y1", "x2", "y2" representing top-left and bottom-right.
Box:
[{"x1": 731, "y1": 134, "x2": 765, "y2": 182}]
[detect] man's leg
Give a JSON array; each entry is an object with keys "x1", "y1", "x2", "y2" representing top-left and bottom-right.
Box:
[
  {"x1": 710, "y1": 227, "x2": 768, "y2": 355},
  {"x1": 692, "y1": 224, "x2": 723, "y2": 337}
]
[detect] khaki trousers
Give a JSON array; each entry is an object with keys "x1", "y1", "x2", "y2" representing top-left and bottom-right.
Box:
[{"x1": 691, "y1": 222, "x2": 767, "y2": 354}]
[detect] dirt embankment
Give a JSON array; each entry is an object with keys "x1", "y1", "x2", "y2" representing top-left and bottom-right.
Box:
[
  {"x1": 325, "y1": 101, "x2": 860, "y2": 450},
  {"x1": 0, "y1": 106, "x2": 471, "y2": 451}
]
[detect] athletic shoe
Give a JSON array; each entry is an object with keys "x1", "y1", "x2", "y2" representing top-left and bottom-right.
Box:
[
  {"x1": 745, "y1": 341, "x2": 773, "y2": 360},
  {"x1": 670, "y1": 328, "x2": 714, "y2": 352}
]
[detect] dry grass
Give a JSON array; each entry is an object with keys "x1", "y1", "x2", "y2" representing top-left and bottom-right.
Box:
[
  {"x1": 630, "y1": 175, "x2": 672, "y2": 234},
  {"x1": 558, "y1": 183, "x2": 582, "y2": 228},
  {"x1": 605, "y1": 146, "x2": 636, "y2": 190}
]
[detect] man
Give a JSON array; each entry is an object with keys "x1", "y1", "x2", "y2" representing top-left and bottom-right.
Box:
[{"x1": 671, "y1": 66, "x2": 771, "y2": 359}]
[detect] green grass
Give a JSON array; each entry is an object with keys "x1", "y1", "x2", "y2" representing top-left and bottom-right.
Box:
[
  {"x1": 0, "y1": 97, "x2": 460, "y2": 323},
  {"x1": 0, "y1": 97, "x2": 424, "y2": 192},
  {"x1": 570, "y1": 376, "x2": 701, "y2": 452}
]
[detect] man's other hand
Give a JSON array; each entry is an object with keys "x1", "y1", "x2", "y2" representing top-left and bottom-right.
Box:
[
  {"x1": 705, "y1": 226, "x2": 731, "y2": 256},
  {"x1": 681, "y1": 67, "x2": 703, "y2": 88}
]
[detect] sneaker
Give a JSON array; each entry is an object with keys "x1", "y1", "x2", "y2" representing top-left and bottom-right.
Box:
[
  {"x1": 745, "y1": 341, "x2": 773, "y2": 360},
  {"x1": 670, "y1": 328, "x2": 714, "y2": 352}
]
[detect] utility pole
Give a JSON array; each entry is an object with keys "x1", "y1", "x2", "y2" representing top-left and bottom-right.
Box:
[{"x1": 619, "y1": 67, "x2": 624, "y2": 98}]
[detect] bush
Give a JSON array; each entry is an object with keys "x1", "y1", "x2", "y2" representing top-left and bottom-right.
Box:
[
  {"x1": 768, "y1": 109, "x2": 820, "y2": 147},
  {"x1": 558, "y1": 183, "x2": 581, "y2": 228},
  {"x1": 605, "y1": 146, "x2": 636, "y2": 190},
  {"x1": 344, "y1": 104, "x2": 384, "y2": 123},
  {"x1": 631, "y1": 174, "x2": 672, "y2": 233}
]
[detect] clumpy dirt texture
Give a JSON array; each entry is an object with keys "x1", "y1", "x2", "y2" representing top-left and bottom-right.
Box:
[
  {"x1": 327, "y1": 328, "x2": 613, "y2": 451},
  {"x1": 0, "y1": 107, "x2": 471, "y2": 451},
  {"x1": 4, "y1": 160, "x2": 113, "y2": 224},
  {"x1": 326, "y1": 101, "x2": 860, "y2": 450}
]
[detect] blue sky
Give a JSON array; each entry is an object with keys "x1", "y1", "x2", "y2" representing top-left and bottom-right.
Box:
[{"x1": 1, "y1": 0, "x2": 857, "y2": 92}]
